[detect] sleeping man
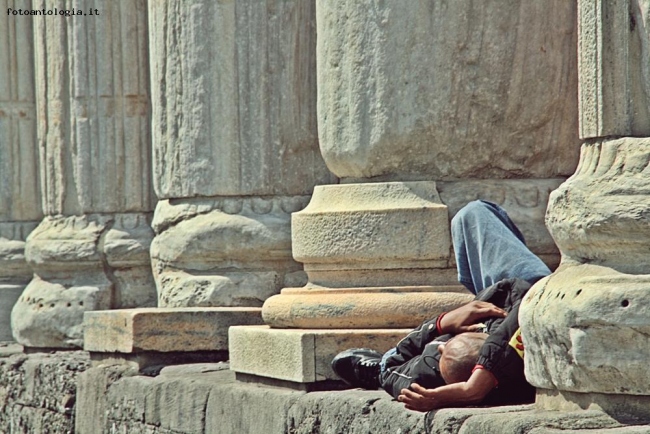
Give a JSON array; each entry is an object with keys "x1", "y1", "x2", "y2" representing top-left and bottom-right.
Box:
[{"x1": 331, "y1": 200, "x2": 551, "y2": 411}]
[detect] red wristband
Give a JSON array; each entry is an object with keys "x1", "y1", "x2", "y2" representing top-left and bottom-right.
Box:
[
  {"x1": 436, "y1": 312, "x2": 447, "y2": 334},
  {"x1": 472, "y1": 365, "x2": 498, "y2": 387}
]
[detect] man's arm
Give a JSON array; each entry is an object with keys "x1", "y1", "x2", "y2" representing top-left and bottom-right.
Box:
[
  {"x1": 397, "y1": 369, "x2": 497, "y2": 412},
  {"x1": 398, "y1": 301, "x2": 533, "y2": 411},
  {"x1": 391, "y1": 301, "x2": 506, "y2": 363}
]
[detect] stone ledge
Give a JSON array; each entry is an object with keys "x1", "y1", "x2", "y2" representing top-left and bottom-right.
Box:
[
  {"x1": 83, "y1": 307, "x2": 264, "y2": 353},
  {"x1": 75, "y1": 362, "x2": 650, "y2": 434},
  {"x1": 229, "y1": 325, "x2": 410, "y2": 383},
  {"x1": 2, "y1": 351, "x2": 650, "y2": 434}
]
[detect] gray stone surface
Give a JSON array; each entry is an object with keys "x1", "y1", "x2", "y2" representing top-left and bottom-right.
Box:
[
  {"x1": 0, "y1": 0, "x2": 42, "y2": 343},
  {"x1": 12, "y1": 214, "x2": 157, "y2": 348},
  {"x1": 148, "y1": 0, "x2": 335, "y2": 308},
  {"x1": 0, "y1": 353, "x2": 646, "y2": 434},
  {"x1": 33, "y1": 0, "x2": 153, "y2": 216},
  {"x1": 0, "y1": 350, "x2": 90, "y2": 434},
  {"x1": 0, "y1": 0, "x2": 40, "y2": 224},
  {"x1": 521, "y1": 139, "x2": 650, "y2": 400},
  {"x1": 578, "y1": 0, "x2": 650, "y2": 138},
  {"x1": 316, "y1": 0, "x2": 580, "y2": 181},
  {"x1": 150, "y1": 197, "x2": 309, "y2": 308},
  {"x1": 149, "y1": 0, "x2": 333, "y2": 199},
  {"x1": 74, "y1": 362, "x2": 650, "y2": 434},
  {"x1": 78, "y1": 364, "x2": 425, "y2": 434},
  {"x1": 10, "y1": 0, "x2": 156, "y2": 349},
  {"x1": 457, "y1": 409, "x2": 621, "y2": 434}
]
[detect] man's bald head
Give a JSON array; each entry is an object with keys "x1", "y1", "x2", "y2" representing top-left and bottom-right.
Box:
[{"x1": 438, "y1": 332, "x2": 488, "y2": 384}]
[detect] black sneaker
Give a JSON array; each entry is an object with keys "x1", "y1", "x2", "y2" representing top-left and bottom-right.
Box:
[{"x1": 331, "y1": 348, "x2": 382, "y2": 390}]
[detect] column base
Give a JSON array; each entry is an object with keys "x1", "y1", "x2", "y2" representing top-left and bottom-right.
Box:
[
  {"x1": 229, "y1": 325, "x2": 410, "y2": 384},
  {"x1": 84, "y1": 308, "x2": 264, "y2": 368},
  {"x1": 536, "y1": 388, "x2": 650, "y2": 424}
]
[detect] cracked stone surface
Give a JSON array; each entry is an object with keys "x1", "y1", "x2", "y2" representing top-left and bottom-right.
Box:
[
  {"x1": 2, "y1": 351, "x2": 649, "y2": 434},
  {"x1": 0, "y1": 349, "x2": 90, "y2": 434}
]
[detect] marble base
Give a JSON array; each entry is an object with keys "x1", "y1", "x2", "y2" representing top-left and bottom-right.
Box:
[
  {"x1": 84, "y1": 307, "x2": 264, "y2": 353},
  {"x1": 228, "y1": 325, "x2": 410, "y2": 383}
]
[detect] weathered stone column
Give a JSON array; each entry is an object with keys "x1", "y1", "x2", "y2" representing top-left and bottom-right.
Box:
[
  {"x1": 148, "y1": 0, "x2": 333, "y2": 307},
  {"x1": 229, "y1": 0, "x2": 581, "y2": 385},
  {"x1": 11, "y1": 0, "x2": 155, "y2": 348},
  {"x1": 0, "y1": 0, "x2": 40, "y2": 342},
  {"x1": 77, "y1": 0, "x2": 339, "y2": 363},
  {"x1": 520, "y1": 0, "x2": 650, "y2": 421}
]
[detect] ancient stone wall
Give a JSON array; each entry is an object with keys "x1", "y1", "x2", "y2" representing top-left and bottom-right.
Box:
[{"x1": 0, "y1": 347, "x2": 89, "y2": 433}]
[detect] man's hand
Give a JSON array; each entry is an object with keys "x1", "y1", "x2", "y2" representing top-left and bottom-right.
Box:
[
  {"x1": 438, "y1": 301, "x2": 506, "y2": 335},
  {"x1": 397, "y1": 369, "x2": 497, "y2": 412}
]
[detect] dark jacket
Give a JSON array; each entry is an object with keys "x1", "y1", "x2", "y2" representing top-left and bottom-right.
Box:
[
  {"x1": 474, "y1": 277, "x2": 535, "y2": 405},
  {"x1": 379, "y1": 278, "x2": 534, "y2": 405}
]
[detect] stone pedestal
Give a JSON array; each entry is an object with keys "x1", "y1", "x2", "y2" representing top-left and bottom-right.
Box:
[
  {"x1": 520, "y1": 139, "x2": 650, "y2": 420},
  {"x1": 520, "y1": 0, "x2": 650, "y2": 421},
  {"x1": 0, "y1": 0, "x2": 41, "y2": 341},
  {"x1": 11, "y1": 0, "x2": 155, "y2": 349},
  {"x1": 230, "y1": 0, "x2": 580, "y2": 386},
  {"x1": 262, "y1": 182, "x2": 473, "y2": 331}
]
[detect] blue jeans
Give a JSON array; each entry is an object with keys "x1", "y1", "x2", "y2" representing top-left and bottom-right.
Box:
[
  {"x1": 452, "y1": 200, "x2": 551, "y2": 294},
  {"x1": 379, "y1": 200, "x2": 550, "y2": 374}
]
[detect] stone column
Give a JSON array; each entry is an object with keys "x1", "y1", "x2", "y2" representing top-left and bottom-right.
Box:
[
  {"x1": 11, "y1": 0, "x2": 155, "y2": 348},
  {"x1": 520, "y1": 0, "x2": 650, "y2": 421},
  {"x1": 0, "y1": 0, "x2": 40, "y2": 342},
  {"x1": 73, "y1": 0, "x2": 338, "y2": 363},
  {"x1": 229, "y1": 0, "x2": 581, "y2": 386},
  {"x1": 148, "y1": 0, "x2": 333, "y2": 308}
]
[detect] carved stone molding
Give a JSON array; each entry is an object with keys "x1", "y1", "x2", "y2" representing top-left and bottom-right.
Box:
[
  {"x1": 151, "y1": 196, "x2": 310, "y2": 308},
  {"x1": 11, "y1": 213, "x2": 155, "y2": 348},
  {"x1": 521, "y1": 138, "x2": 650, "y2": 404}
]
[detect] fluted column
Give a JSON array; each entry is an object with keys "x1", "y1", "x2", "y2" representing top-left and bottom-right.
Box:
[
  {"x1": 520, "y1": 0, "x2": 650, "y2": 421},
  {"x1": 0, "y1": 0, "x2": 40, "y2": 341},
  {"x1": 148, "y1": 0, "x2": 334, "y2": 309},
  {"x1": 11, "y1": 0, "x2": 155, "y2": 348},
  {"x1": 229, "y1": 0, "x2": 581, "y2": 385}
]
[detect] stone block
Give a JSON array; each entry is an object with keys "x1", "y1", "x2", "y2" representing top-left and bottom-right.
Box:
[
  {"x1": 83, "y1": 307, "x2": 264, "y2": 353},
  {"x1": 292, "y1": 182, "x2": 455, "y2": 288},
  {"x1": 0, "y1": 350, "x2": 90, "y2": 434},
  {"x1": 317, "y1": 0, "x2": 580, "y2": 181},
  {"x1": 228, "y1": 326, "x2": 409, "y2": 383},
  {"x1": 457, "y1": 409, "x2": 621, "y2": 434},
  {"x1": 425, "y1": 405, "x2": 534, "y2": 434}
]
